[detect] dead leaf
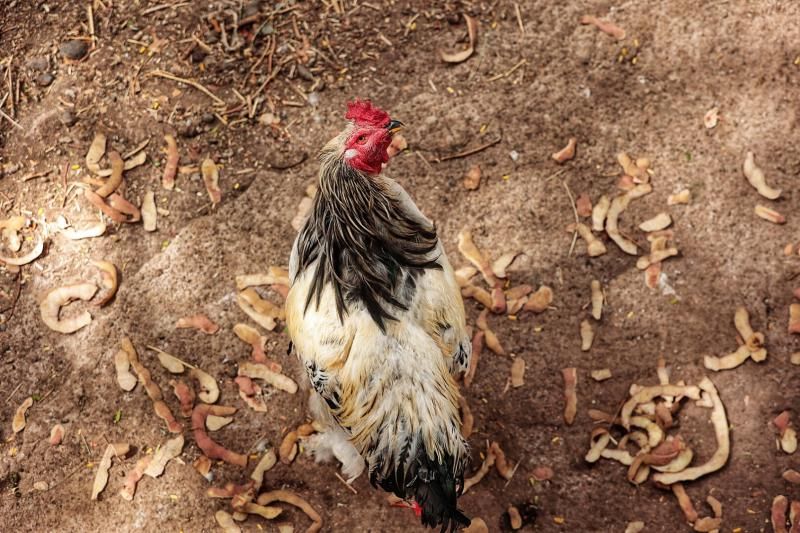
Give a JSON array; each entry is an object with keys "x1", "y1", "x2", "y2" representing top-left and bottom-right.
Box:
[{"x1": 440, "y1": 14, "x2": 478, "y2": 63}]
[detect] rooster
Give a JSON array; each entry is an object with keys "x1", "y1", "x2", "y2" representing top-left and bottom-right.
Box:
[{"x1": 286, "y1": 100, "x2": 472, "y2": 531}]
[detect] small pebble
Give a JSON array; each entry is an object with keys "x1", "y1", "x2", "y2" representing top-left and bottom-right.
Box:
[
  {"x1": 59, "y1": 109, "x2": 77, "y2": 127},
  {"x1": 35, "y1": 72, "x2": 54, "y2": 87},
  {"x1": 509, "y1": 150, "x2": 520, "y2": 162},
  {"x1": 59, "y1": 40, "x2": 89, "y2": 60},
  {"x1": 33, "y1": 481, "x2": 48, "y2": 491},
  {"x1": 297, "y1": 64, "x2": 314, "y2": 82}
]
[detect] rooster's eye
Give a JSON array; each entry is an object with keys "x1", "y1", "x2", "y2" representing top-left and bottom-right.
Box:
[{"x1": 356, "y1": 134, "x2": 367, "y2": 144}]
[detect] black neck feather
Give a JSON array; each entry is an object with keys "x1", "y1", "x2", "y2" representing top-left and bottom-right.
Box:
[{"x1": 295, "y1": 155, "x2": 441, "y2": 330}]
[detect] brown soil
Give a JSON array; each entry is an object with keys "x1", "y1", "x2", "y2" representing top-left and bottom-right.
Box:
[{"x1": 1, "y1": 1, "x2": 799, "y2": 532}]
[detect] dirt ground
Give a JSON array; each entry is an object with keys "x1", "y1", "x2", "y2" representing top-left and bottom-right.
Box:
[{"x1": 1, "y1": 0, "x2": 799, "y2": 532}]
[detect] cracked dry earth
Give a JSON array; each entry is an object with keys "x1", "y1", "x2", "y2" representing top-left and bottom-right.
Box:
[{"x1": 1, "y1": 1, "x2": 800, "y2": 532}]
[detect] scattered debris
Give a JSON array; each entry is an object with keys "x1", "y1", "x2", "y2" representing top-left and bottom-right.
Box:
[
  {"x1": 141, "y1": 190, "x2": 157, "y2": 232},
  {"x1": 12, "y1": 396, "x2": 33, "y2": 433},
  {"x1": 91, "y1": 442, "x2": 130, "y2": 500},
  {"x1": 490, "y1": 441, "x2": 516, "y2": 480},
  {"x1": 625, "y1": 522, "x2": 645, "y2": 533},
  {"x1": 61, "y1": 220, "x2": 107, "y2": 240},
  {"x1": 233, "y1": 323, "x2": 279, "y2": 369},
  {"x1": 144, "y1": 435, "x2": 184, "y2": 478},
  {"x1": 91, "y1": 260, "x2": 118, "y2": 306},
  {"x1": 772, "y1": 495, "x2": 788, "y2": 533},
  {"x1": 49, "y1": 424, "x2": 65, "y2": 445},
  {"x1": 162, "y1": 135, "x2": 179, "y2": 190},
  {"x1": 85, "y1": 133, "x2": 106, "y2": 175},
  {"x1": 192, "y1": 367, "x2": 220, "y2": 404},
  {"x1": 0, "y1": 236, "x2": 44, "y2": 265},
  {"x1": 40, "y1": 283, "x2": 97, "y2": 333},
  {"x1": 524, "y1": 285, "x2": 553, "y2": 313},
  {"x1": 580, "y1": 320, "x2": 595, "y2": 351},
  {"x1": 552, "y1": 138, "x2": 577, "y2": 163},
  {"x1": 463, "y1": 165, "x2": 481, "y2": 190},
  {"x1": 704, "y1": 108, "x2": 719, "y2": 129},
  {"x1": 251, "y1": 449, "x2": 278, "y2": 490},
  {"x1": 743, "y1": 152, "x2": 781, "y2": 200},
  {"x1": 236, "y1": 376, "x2": 267, "y2": 412},
  {"x1": 492, "y1": 252, "x2": 520, "y2": 279},
  {"x1": 237, "y1": 290, "x2": 279, "y2": 330},
  {"x1": 639, "y1": 213, "x2": 672, "y2": 232},
  {"x1": 576, "y1": 194, "x2": 592, "y2": 217},
  {"x1": 279, "y1": 431, "x2": 299, "y2": 464},
  {"x1": 562, "y1": 367, "x2": 577, "y2": 425},
  {"x1": 215, "y1": 510, "x2": 241, "y2": 533},
  {"x1": 440, "y1": 14, "x2": 478, "y2": 63},
  {"x1": 94, "y1": 151, "x2": 123, "y2": 197},
  {"x1": 207, "y1": 415, "x2": 233, "y2": 431},
  {"x1": 704, "y1": 307, "x2": 767, "y2": 370},
  {"x1": 256, "y1": 490, "x2": 323, "y2": 533},
  {"x1": 510, "y1": 357, "x2": 525, "y2": 387},
  {"x1": 114, "y1": 348, "x2": 137, "y2": 391},
  {"x1": 606, "y1": 194, "x2": 638, "y2": 255},
  {"x1": 789, "y1": 304, "x2": 800, "y2": 334},
  {"x1": 238, "y1": 361, "x2": 298, "y2": 394},
  {"x1": 193, "y1": 404, "x2": 247, "y2": 467},
  {"x1": 590, "y1": 280, "x2": 603, "y2": 320},
  {"x1": 176, "y1": 314, "x2": 219, "y2": 334},
  {"x1": 476, "y1": 309, "x2": 505, "y2": 355},
  {"x1": 667, "y1": 189, "x2": 691, "y2": 205},
  {"x1": 755, "y1": 204, "x2": 786, "y2": 224},
  {"x1": 463, "y1": 443, "x2": 496, "y2": 493},
  {"x1": 580, "y1": 15, "x2": 626, "y2": 40},
  {"x1": 773, "y1": 411, "x2": 798, "y2": 454},
  {"x1": 120, "y1": 456, "x2": 152, "y2": 501},
  {"x1": 568, "y1": 222, "x2": 607, "y2": 257},
  {"x1": 591, "y1": 368, "x2": 612, "y2": 382},
  {"x1": 783, "y1": 469, "x2": 800, "y2": 484},
  {"x1": 122, "y1": 337, "x2": 182, "y2": 433},
  {"x1": 591, "y1": 195, "x2": 611, "y2": 232},
  {"x1": 652, "y1": 378, "x2": 728, "y2": 484},
  {"x1": 201, "y1": 158, "x2": 222, "y2": 205}
]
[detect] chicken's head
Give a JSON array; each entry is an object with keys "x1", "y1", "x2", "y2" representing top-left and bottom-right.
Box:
[{"x1": 341, "y1": 99, "x2": 403, "y2": 175}]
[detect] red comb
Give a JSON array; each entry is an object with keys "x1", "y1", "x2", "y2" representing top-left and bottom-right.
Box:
[{"x1": 345, "y1": 99, "x2": 390, "y2": 127}]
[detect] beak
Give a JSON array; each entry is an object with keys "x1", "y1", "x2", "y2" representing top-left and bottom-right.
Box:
[{"x1": 386, "y1": 119, "x2": 404, "y2": 134}]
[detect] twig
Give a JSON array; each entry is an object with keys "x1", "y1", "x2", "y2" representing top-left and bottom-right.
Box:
[
  {"x1": 239, "y1": 36, "x2": 272, "y2": 89},
  {"x1": 79, "y1": 428, "x2": 92, "y2": 455},
  {"x1": 562, "y1": 180, "x2": 580, "y2": 256},
  {"x1": 414, "y1": 150, "x2": 434, "y2": 172},
  {"x1": 6, "y1": 57, "x2": 14, "y2": 118},
  {"x1": 0, "y1": 107, "x2": 23, "y2": 130},
  {"x1": 122, "y1": 138, "x2": 150, "y2": 159},
  {"x1": 49, "y1": 463, "x2": 85, "y2": 492},
  {"x1": 3, "y1": 382, "x2": 22, "y2": 404},
  {"x1": 20, "y1": 170, "x2": 52, "y2": 182},
  {"x1": 435, "y1": 135, "x2": 502, "y2": 162},
  {"x1": 87, "y1": 3, "x2": 96, "y2": 47},
  {"x1": 141, "y1": 2, "x2": 190, "y2": 16},
  {"x1": 145, "y1": 345, "x2": 197, "y2": 369},
  {"x1": 268, "y1": 152, "x2": 308, "y2": 170},
  {"x1": 334, "y1": 472, "x2": 358, "y2": 494},
  {"x1": 514, "y1": 2, "x2": 525, "y2": 34},
  {"x1": 404, "y1": 13, "x2": 420, "y2": 36},
  {"x1": 487, "y1": 59, "x2": 527, "y2": 82},
  {"x1": 147, "y1": 69, "x2": 225, "y2": 106}
]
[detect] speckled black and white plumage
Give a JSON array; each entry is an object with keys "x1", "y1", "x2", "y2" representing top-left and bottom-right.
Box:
[{"x1": 286, "y1": 109, "x2": 472, "y2": 532}]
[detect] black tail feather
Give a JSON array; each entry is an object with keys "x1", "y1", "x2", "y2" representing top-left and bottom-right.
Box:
[{"x1": 374, "y1": 452, "x2": 470, "y2": 532}]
